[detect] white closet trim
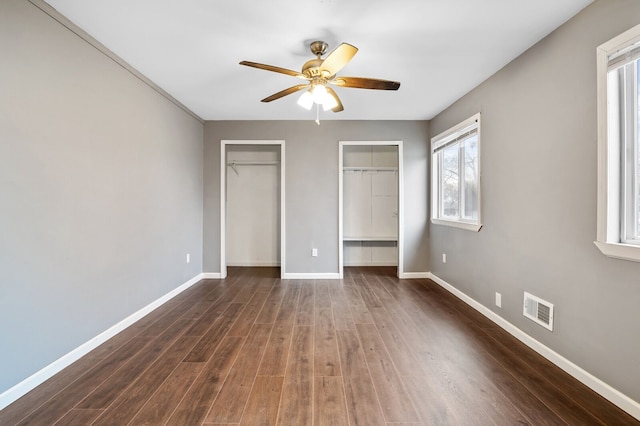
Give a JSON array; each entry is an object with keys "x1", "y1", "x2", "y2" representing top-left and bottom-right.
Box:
[
  {"x1": 220, "y1": 140, "x2": 285, "y2": 279},
  {"x1": 338, "y1": 141, "x2": 404, "y2": 278}
]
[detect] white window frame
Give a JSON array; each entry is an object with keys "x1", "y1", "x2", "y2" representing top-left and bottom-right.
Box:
[
  {"x1": 430, "y1": 113, "x2": 482, "y2": 232},
  {"x1": 595, "y1": 23, "x2": 640, "y2": 262}
]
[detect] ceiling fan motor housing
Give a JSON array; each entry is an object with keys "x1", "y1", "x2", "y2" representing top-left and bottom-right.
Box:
[
  {"x1": 303, "y1": 41, "x2": 332, "y2": 78},
  {"x1": 302, "y1": 58, "x2": 327, "y2": 78}
]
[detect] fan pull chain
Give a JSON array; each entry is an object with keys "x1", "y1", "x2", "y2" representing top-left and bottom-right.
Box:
[{"x1": 315, "y1": 103, "x2": 320, "y2": 125}]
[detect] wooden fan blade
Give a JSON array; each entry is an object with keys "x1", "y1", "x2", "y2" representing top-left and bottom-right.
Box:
[
  {"x1": 320, "y1": 43, "x2": 358, "y2": 76},
  {"x1": 331, "y1": 76, "x2": 400, "y2": 90},
  {"x1": 325, "y1": 86, "x2": 344, "y2": 112},
  {"x1": 261, "y1": 84, "x2": 309, "y2": 102},
  {"x1": 240, "y1": 61, "x2": 307, "y2": 79}
]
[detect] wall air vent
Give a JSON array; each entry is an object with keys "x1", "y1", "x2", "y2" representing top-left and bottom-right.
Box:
[{"x1": 523, "y1": 292, "x2": 554, "y2": 331}]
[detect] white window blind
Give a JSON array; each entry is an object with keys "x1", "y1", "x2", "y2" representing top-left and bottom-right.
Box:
[
  {"x1": 432, "y1": 125, "x2": 478, "y2": 153},
  {"x1": 607, "y1": 39, "x2": 640, "y2": 71}
]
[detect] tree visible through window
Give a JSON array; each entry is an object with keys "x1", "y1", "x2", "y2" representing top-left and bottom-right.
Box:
[
  {"x1": 441, "y1": 143, "x2": 459, "y2": 218},
  {"x1": 431, "y1": 113, "x2": 481, "y2": 231}
]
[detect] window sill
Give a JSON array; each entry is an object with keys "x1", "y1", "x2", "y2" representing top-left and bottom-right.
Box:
[
  {"x1": 431, "y1": 218, "x2": 482, "y2": 232},
  {"x1": 594, "y1": 240, "x2": 640, "y2": 263}
]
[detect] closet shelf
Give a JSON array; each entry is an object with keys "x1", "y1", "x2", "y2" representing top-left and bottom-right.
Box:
[{"x1": 343, "y1": 236, "x2": 398, "y2": 242}]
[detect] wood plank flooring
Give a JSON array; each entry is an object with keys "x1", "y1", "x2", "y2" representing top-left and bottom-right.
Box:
[{"x1": 1, "y1": 267, "x2": 637, "y2": 425}]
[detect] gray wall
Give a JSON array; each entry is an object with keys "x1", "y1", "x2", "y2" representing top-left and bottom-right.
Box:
[
  {"x1": 204, "y1": 121, "x2": 429, "y2": 275},
  {"x1": 0, "y1": 0, "x2": 204, "y2": 394},
  {"x1": 429, "y1": 0, "x2": 640, "y2": 400}
]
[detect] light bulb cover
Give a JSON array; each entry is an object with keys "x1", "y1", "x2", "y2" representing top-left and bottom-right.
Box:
[
  {"x1": 311, "y1": 84, "x2": 329, "y2": 104},
  {"x1": 322, "y1": 93, "x2": 338, "y2": 111},
  {"x1": 297, "y1": 90, "x2": 313, "y2": 110}
]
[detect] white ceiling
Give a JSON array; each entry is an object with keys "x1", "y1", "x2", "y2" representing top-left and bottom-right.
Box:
[{"x1": 43, "y1": 0, "x2": 592, "y2": 121}]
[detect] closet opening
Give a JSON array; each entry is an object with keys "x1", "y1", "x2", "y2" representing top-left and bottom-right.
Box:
[
  {"x1": 220, "y1": 140, "x2": 285, "y2": 279},
  {"x1": 339, "y1": 141, "x2": 404, "y2": 278}
]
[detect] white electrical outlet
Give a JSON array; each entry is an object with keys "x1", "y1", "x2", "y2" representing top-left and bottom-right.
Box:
[
  {"x1": 186, "y1": 253, "x2": 190, "y2": 264},
  {"x1": 442, "y1": 253, "x2": 447, "y2": 263},
  {"x1": 495, "y1": 292, "x2": 502, "y2": 308},
  {"x1": 312, "y1": 248, "x2": 318, "y2": 257}
]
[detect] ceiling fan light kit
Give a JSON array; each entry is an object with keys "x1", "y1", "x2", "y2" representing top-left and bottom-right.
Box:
[
  {"x1": 296, "y1": 84, "x2": 338, "y2": 111},
  {"x1": 240, "y1": 40, "x2": 400, "y2": 118}
]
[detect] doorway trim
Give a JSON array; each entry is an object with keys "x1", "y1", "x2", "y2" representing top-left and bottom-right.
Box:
[
  {"x1": 338, "y1": 140, "x2": 404, "y2": 279},
  {"x1": 220, "y1": 140, "x2": 285, "y2": 279}
]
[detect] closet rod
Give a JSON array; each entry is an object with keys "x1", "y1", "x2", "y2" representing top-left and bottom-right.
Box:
[
  {"x1": 227, "y1": 160, "x2": 280, "y2": 166},
  {"x1": 343, "y1": 166, "x2": 397, "y2": 172},
  {"x1": 227, "y1": 160, "x2": 279, "y2": 175}
]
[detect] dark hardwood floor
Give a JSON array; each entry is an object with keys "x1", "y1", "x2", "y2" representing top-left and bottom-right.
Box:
[{"x1": 1, "y1": 267, "x2": 637, "y2": 425}]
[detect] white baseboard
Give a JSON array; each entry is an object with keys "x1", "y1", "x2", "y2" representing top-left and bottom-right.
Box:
[
  {"x1": 0, "y1": 273, "x2": 205, "y2": 411},
  {"x1": 202, "y1": 272, "x2": 222, "y2": 279},
  {"x1": 399, "y1": 271, "x2": 430, "y2": 279},
  {"x1": 427, "y1": 272, "x2": 640, "y2": 421},
  {"x1": 282, "y1": 273, "x2": 341, "y2": 279}
]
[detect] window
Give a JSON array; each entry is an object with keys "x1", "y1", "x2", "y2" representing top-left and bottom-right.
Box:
[
  {"x1": 596, "y1": 24, "x2": 640, "y2": 261},
  {"x1": 431, "y1": 113, "x2": 481, "y2": 231}
]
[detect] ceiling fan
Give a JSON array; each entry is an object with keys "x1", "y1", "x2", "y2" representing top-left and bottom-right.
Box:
[{"x1": 240, "y1": 41, "x2": 400, "y2": 113}]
